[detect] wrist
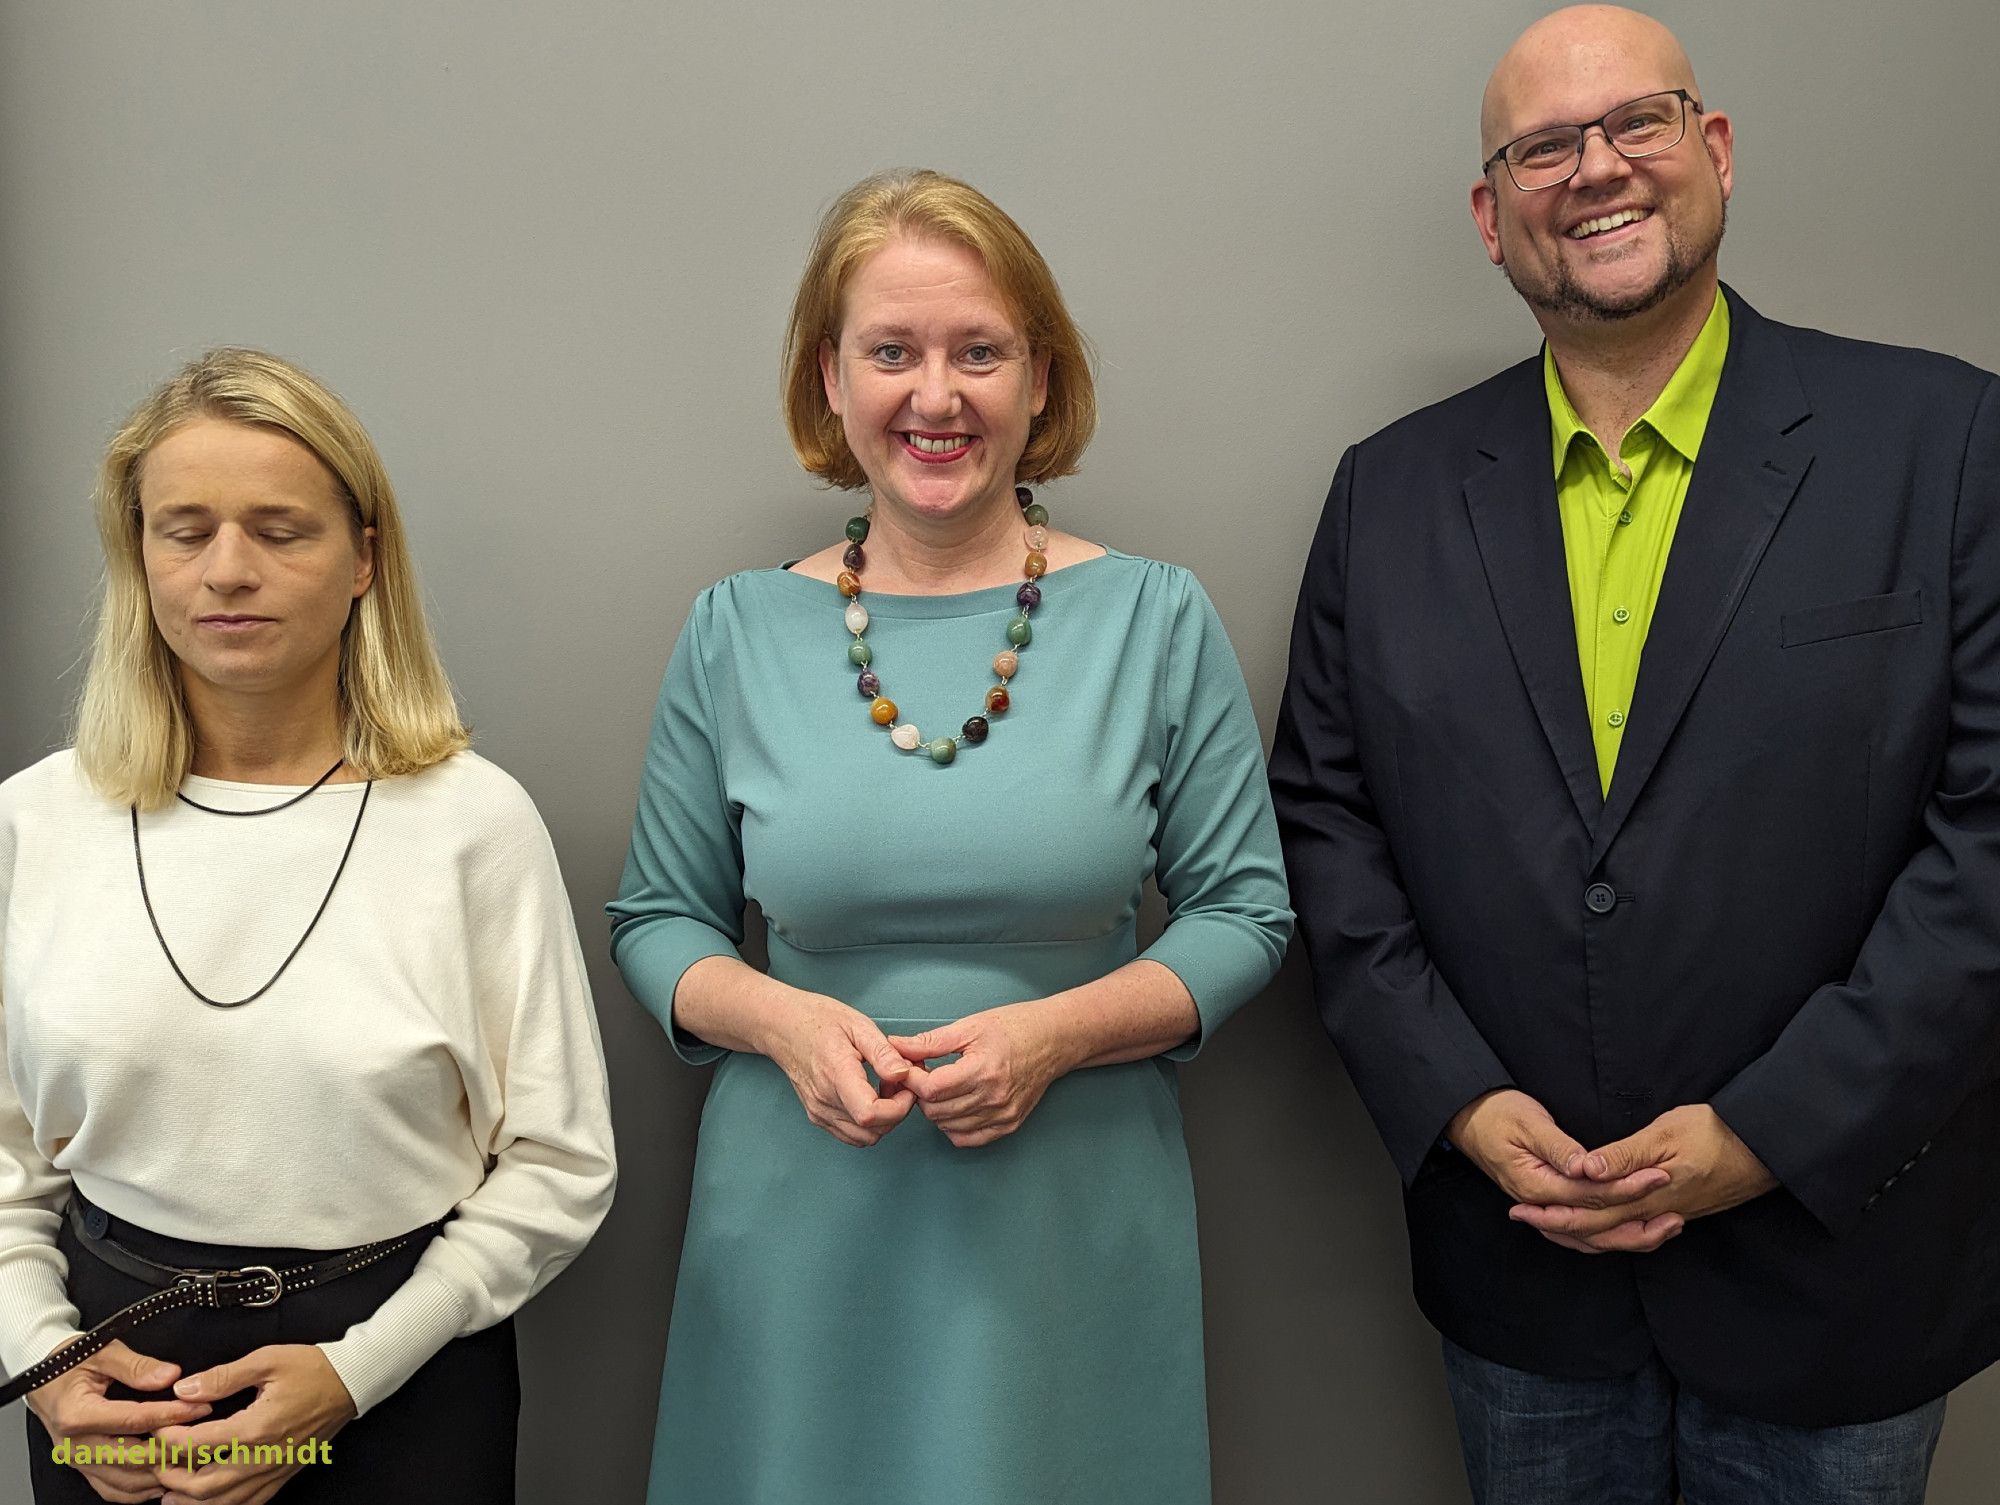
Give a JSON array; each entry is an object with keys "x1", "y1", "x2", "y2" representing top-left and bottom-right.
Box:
[
  {"x1": 1446, "y1": 1089, "x2": 1503, "y2": 1148},
  {"x1": 1001, "y1": 996, "x2": 1089, "y2": 1078},
  {"x1": 752, "y1": 983, "x2": 842, "y2": 1069}
]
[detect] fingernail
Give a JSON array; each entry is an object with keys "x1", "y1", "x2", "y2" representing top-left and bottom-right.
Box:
[{"x1": 173, "y1": 1378, "x2": 198, "y2": 1397}]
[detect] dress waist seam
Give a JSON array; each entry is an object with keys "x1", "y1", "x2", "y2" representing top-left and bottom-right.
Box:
[{"x1": 764, "y1": 928, "x2": 1136, "y2": 957}]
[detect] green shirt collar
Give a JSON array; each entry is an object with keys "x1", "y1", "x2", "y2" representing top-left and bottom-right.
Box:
[{"x1": 1546, "y1": 289, "x2": 1731, "y2": 476}]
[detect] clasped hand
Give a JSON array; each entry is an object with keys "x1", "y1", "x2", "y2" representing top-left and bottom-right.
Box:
[
  {"x1": 30, "y1": 1337, "x2": 354, "y2": 1505},
  {"x1": 1446, "y1": 1089, "x2": 1778, "y2": 1255},
  {"x1": 770, "y1": 997, "x2": 1066, "y2": 1149}
]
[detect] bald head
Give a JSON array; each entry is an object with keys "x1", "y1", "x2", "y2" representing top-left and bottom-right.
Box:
[{"x1": 1482, "y1": 5, "x2": 1700, "y2": 157}]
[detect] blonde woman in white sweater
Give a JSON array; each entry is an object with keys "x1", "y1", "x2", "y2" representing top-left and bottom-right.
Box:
[{"x1": 0, "y1": 349, "x2": 616, "y2": 1505}]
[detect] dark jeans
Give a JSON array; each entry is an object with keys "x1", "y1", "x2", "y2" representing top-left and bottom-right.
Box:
[
  {"x1": 1441, "y1": 1337, "x2": 1945, "y2": 1505},
  {"x1": 25, "y1": 1197, "x2": 518, "y2": 1504}
]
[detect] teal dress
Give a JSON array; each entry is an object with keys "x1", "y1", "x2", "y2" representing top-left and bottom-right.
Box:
[{"x1": 610, "y1": 550, "x2": 1292, "y2": 1505}]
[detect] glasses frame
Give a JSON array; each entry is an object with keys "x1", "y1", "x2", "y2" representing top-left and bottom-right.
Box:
[{"x1": 1482, "y1": 89, "x2": 1704, "y2": 192}]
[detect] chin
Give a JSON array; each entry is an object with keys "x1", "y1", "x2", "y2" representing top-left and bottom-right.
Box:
[
  {"x1": 884, "y1": 475, "x2": 995, "y2": 520},
  {"x1": 181, "y1": 650, "x2": 304, "y2": 693},
  {"x1": 185, "y1": 665, "x2": 279, "y2": 694},
  {"x1": 1512, "y1": 257, "x2": 1687, "y2": 323}
]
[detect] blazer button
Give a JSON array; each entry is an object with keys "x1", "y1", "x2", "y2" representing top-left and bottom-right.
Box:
[
  {"x1": 82, "y1": 1203, "x2": 110, "y2": 1240},
  {"x1": 1584, "y1": 883, "x2": 1617, "y2": 914}
]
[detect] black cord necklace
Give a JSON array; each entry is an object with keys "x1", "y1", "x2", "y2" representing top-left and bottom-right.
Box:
[
  {"x1": 132, "y1": 762, "x2": 372, "y2": 1010},
  {"x1": 176, "y1": 757, "x2": 346, "y2": 815}
]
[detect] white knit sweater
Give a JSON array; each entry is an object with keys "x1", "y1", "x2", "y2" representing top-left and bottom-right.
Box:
[{"x1": 0, "y1": 749, "x2": 616, "y2": 1414}]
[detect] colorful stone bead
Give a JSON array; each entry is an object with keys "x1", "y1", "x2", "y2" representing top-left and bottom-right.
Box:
[{"x1": 831, "y1": 492, "x2": 1054, "y2": 761}]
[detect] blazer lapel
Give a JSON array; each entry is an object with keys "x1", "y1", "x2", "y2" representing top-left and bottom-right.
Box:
[
  {"x1": 1462, "y1": 360, "x2": 1604, "y2": 832},
  {"x1": 1589, "y1": 290, "x2": 1815, "y2": 865}
]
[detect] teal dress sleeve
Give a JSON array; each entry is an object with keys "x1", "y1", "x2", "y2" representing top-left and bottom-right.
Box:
[
  {"x1": 1139, "y1": 573, "x2": 1295, "y2": 1058},
  {"x1": 608, "y1": 591, "x2": 742, "y2": 1065}
]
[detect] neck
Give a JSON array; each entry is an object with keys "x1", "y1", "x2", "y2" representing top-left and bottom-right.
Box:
[
  {"x1": 861, "y1": 487, "x2": 1025, "y2": 594},
  {"x1": 1540, "y1": 270, "x2": 1719, "y2": 452},
  {"x1": 183, "y1": 659, "x2": 348, "y2": 784}
]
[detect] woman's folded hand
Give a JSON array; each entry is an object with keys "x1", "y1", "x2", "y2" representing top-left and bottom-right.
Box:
[
  {"x1": 767, "y1": 995, "x2": 919, "y2": 1148},
  {"x1": 889, "y1": 1004, "x2": 1074, "y2": 1149}
]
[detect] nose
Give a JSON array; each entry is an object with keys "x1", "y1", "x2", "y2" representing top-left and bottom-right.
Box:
[
  {"x1": 911, "y1": 354, "x2": 961, "y2": 423},
  {"x1": 1570, "y1": 125, "x2": 1633, "y2": 190},
  {"x1": 199, "y1": 523, "x2": 262, "y2": 594}
]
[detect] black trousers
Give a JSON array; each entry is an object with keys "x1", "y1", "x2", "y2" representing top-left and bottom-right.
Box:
[{"x1": 25, "y1": 1198, "x2": 518, "y2": 1504}]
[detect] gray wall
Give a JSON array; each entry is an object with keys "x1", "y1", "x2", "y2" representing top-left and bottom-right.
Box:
[{"x1": 2, "y1": 2, "x2": 1996, "y2": 1500}]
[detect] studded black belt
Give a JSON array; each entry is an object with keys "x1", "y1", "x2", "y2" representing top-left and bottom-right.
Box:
[{"x1": 0, "y1": 1193, "x2": 443, "y2": 1407}]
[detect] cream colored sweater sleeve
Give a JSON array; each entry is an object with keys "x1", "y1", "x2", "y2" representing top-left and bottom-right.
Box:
[{"x1": 0, "y1": 772, "x2": 83, "y2": 1377}]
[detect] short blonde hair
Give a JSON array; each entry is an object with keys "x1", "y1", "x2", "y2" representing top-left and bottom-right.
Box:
[
  {"x1": 783, "y1": 170, "x2": 1097, "y2": 490},
  {"x1": 75, "y1": 348, "x2": 470, "y2": 809}
]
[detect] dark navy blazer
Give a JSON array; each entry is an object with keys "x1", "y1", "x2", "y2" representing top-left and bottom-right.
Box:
[{"x1": 1270, "y1": 286, "x2": 2000, "y2": 1426}]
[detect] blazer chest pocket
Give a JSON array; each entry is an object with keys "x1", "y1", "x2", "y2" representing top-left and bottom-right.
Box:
[{"x1": 1781, "y1": 588, "x2": 1923, "y2": 648}]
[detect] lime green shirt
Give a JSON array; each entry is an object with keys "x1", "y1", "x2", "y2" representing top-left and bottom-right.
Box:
[{"x1": 1548, "y1": 291, "x2": 1730, "y2": 794}]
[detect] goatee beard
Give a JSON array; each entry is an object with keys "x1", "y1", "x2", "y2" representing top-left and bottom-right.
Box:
[{"x1": 1506, "y1": 200, "x2": 1726, "y2": 322}]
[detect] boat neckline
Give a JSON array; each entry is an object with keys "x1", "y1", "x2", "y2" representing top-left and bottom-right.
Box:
[{"x1": 769, "y1": 547, "x2": 1127, "y2": 618}]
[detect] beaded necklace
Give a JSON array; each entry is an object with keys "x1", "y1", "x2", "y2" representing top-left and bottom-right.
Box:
[{"x1": 839, "y1": 485, "x2": 1049, "y2": 766}]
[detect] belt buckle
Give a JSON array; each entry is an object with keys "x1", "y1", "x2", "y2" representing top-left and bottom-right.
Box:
[
  {"x1": 220, "y1": 1265, "x2": 283, "y2": 1308},
  {"x1": 175, "y1": 1264, "x2": 282, "y2": 1309}
]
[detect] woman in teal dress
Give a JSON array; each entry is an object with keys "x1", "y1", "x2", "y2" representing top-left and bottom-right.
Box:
[{"x1": 609, "y1": 169, "x2": 1292, "y2": 1505}]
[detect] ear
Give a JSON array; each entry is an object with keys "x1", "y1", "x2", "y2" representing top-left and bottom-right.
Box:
[
  {"x1": 1030, "y1": 348, "x2": 1052, "y2": 418},
  {"x1": 819, "y1": 336, "x2": 843, "y2": 417},
  {"x1": 353, "y1": 525, "x2": 377, "y2": 600},
  {"x1": 1699, "y1": 107, "x2": 1734, "y2": 203},
  {"x1": 1470, "y1": 175, "x2": 1504, "y2": 267}
]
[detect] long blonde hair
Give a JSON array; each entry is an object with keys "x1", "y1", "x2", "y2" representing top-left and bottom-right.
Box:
[
  {"x1": 782, "y1": 169, "x2": 1097, "y2": 490},
  {"x1": 75, "y1": 348, "x2": 469, "y2": 808}
]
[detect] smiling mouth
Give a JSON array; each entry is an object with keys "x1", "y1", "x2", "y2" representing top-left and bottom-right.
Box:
[
  {"x1": 900, "y1": 432, "x2": 974, "y2": 462},
  {"x1": 1567, "y1": 207, "x2": 1652, "y2": 240}
]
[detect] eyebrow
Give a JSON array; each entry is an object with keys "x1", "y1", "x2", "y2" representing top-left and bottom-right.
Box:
[
  {"x1": 1512, "y1": 88, "x2": 1682, "y2": 140},
  {"x1": 148, "y1": 502, "x2": 322, "y2": 522},
  {"x1": 849, "y1": 322, "x2": 1020, "y2": 345}
]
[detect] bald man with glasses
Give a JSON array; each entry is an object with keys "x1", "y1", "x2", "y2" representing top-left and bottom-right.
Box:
[{"x1": 1270, "y1": 6, "x2": 2000, "y2": 1500}]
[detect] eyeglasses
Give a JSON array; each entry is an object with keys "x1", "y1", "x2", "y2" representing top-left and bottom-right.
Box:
[{"x1": 1482, "y1": 89, "x2": 1703, "y2": 191}]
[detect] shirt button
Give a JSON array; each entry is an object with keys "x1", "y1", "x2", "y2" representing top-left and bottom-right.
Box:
[
  {"x1": 1607, "y1": 710, "x2": 1626, "y2": 728},
  {"x1": 1584, "y1": 883, "x2": 1617, "y2": 914},
  {"x1": 1612, "y1": 607, "x2": 1631, "y2": 624},
  {"x1": 1617, "y1": 509, "x2": 1633, "y2": 526}
]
